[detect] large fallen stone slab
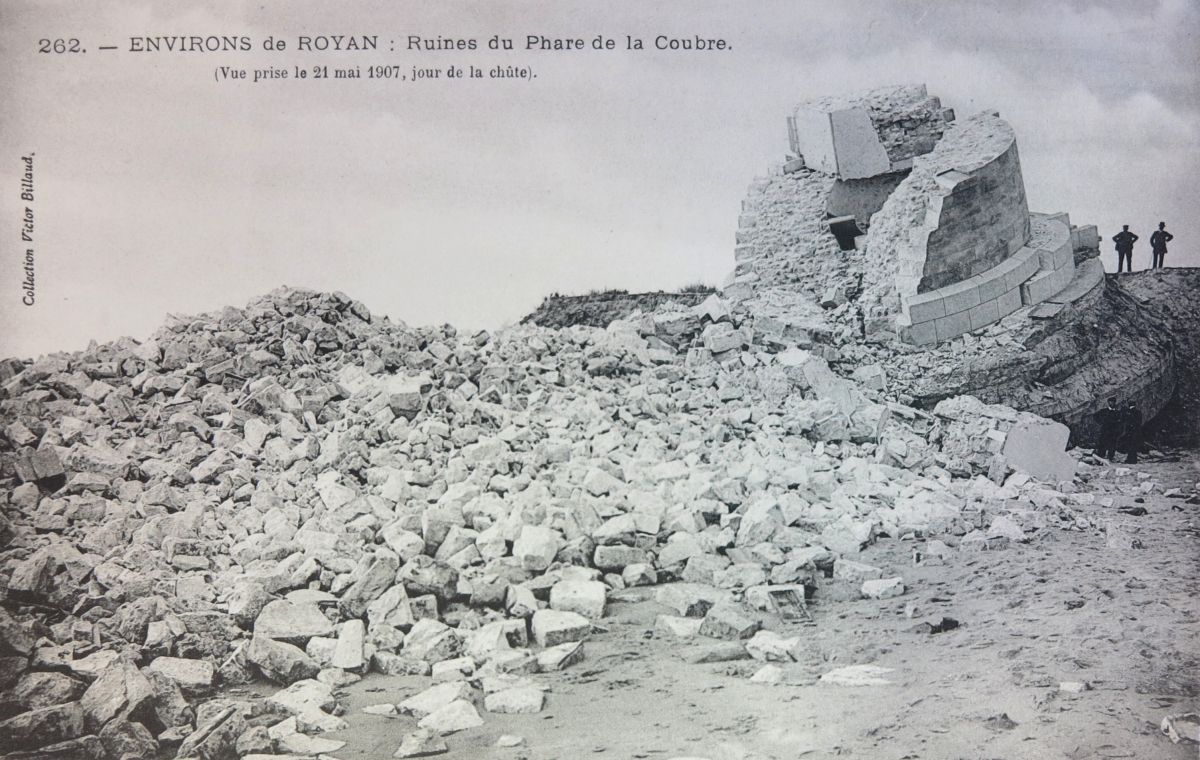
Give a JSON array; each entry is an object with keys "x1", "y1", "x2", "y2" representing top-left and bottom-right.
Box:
[
  {"x1": 254, "y1": 600, "x2": 335, "y2": 644},
  {"x1": 1001, "y1": 416, "x2": 1075, "y2": 484}
]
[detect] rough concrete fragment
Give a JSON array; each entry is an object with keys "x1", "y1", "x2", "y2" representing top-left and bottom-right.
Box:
[
  {"x1": 0, "y1": 701, "x2": 86, "y2": 751},
  {"x1": 98, "y1": 718, "x2": 157, "y2": 760},
  {"x1": 655, "y1": 583, "x2": 725, "y2": 617},
  {"x1": 394, "y1": 728, "x2": 448, "y2": 757},
  {"x1": 340, "y1": 550, "x2": 401, "y2": 618},
  {"x1": 417, "y1": 699, "x2": 484, "y2": 735},
  {"x1": 1161, "y1": 713, "x2": 1200, "y2": 744},
  {"x1": 80, "y1": 659, "x2": 153, "y2": 730},
  {"x1": 332, "y1": 619, "x2": 366, "y2": 671},
  {"x1": 549, "y1": 579, "x2": 607, "y2": 620},
  {"x1": 820, "y1": 515, "x2": 874, "y2": 554},
  {"x1": 819, "y1": 664, "x2": 894, "y2": 686},
  {"x1": 430, "y1": 656, "x2": 475, "y2": 682},
  {"x1": 655, "y1": 615, "x2": 704, "y2": 638},
  {"x1": 0, "y1": 607, "x2": 36, "y2": 656},
  {"x1": 698, "y1": 602, "x2": 762, "y2": 640},
  {"x1": 277, "y1": 732, "x2": 346, "y2": 755},
  {"x1": 396, "y1": 556, "x2": 459, "y2": 601},
  {"x1": 226, "y1": 581, "x2": 272, "y2": 629},
  {"x1": 750, "y1": 664, "x2": 784, "y2": 684},
  {"x1": 745, "y1": 630, "x2": 801, "y2": 662},
  {"x1": 680, "y1": 642, "x2": 750, "y2": 664},
  {"x1": 537, "y1": 641, "x2": 585, "y2": 671},
  {"x1": 484, "y1": 687, "x2": 545, "y2": 714},
  {"x1": 861, "y1": 577, "x2": 905, "y2": 599},
  {"x1": 399, "y1": 681, "x2": 473, "y2": 718},
  {"x1": 531, "y1": 609, "x2": 591, "y2": 647},
  {"x1": 267, "y1": 679, "x2": 347, "y2": 732},
  {"x1": 593, "y1": 544, "x2": 649, "y2": 571},
  {"x1": 833, "y1": 559, "x2": 884, "y2": 583},
  {"x1": 176, "y1": 706, "x2": 246, "y2": 758},
  {"x1": 246, "y1": 634, "x2": 320, "y2": 684},
  {"x1": 987, "y1": 515, "x2": 1028, "y2": 542},
  {"x1": 403, "y1": 619, "x2": 463, "y2": 663},
  {"x1": 146, "y1": 656, "x2": 215, "y2": 695},
  {"x1": 254, "y1": 600, "x2": 335, "y2": 643},
  {"x1": 11, "y1": 672, "x2": 84, "y2": 709}
]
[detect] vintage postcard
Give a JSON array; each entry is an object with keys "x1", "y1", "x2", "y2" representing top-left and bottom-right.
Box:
[{"x1": 0, "y1": 2, "x2": 1197, "y2": 759}]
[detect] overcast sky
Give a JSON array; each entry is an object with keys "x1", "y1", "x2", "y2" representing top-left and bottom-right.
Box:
[{"x1": 1, "y1": 0, "x2": 1197, "y2": 358}]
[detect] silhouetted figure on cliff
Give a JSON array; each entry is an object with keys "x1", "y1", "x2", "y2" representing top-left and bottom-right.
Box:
[
  {"x1": 1121, "y1": 401, "x2": 1143, "y2": 464},
  {"x1": 1150, "y1": 222, "x2": 1173, "y2": 269},
  {"x1": 1112, "y1": 225, "x2": 1138, "y2": 273},
  {"x1": 1094, "y1": 397, "x2": 1122, "y2": 460}
]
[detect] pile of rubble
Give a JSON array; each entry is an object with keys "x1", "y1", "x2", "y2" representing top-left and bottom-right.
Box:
[{"x1": 1, "y1": 287, "x2": 1094, "y2": 758}]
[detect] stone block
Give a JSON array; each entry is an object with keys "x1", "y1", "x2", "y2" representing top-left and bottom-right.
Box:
[
  {"x1": 0, "y1": 701, "x2": 86, "y2": 752},
  {"x1": 1028, "y1": 302, "x2": 1065, "y2": 320},
  {"x1": 537, "y1": 641, "x2": 585, "y2": 671},
  {"x1": 829, "y1": 107, "x2": 892, "y2": 179},
  {"x1": 1020, "y1": 270, "x2": 1049, "y2": 305},
  {"x1": 416, "y1": 699, "x2": 483, "y2": 734},
  {"x1": 833, "y1": 559, "x2": 883, "y2": 583},
  {"x1": 399, "y1": 680, "x2": 472, "y2": 717},
  {"x1": 967, "y1": 298, "x2": 1000, "y2": 331},
  {"x1": 484, "y1": 685, "x2": 546, "y2": 716},
  {"x1": 975, "y1": 265, "x2": 1009, "y2": 302},
  {"x1": 511, "y1": 525, "x2": 561, "y2": 572},
  {"x1": 254, "y1": 600, "x2": 335, "y2": 644},
  {"x1": 394, "y1": 728, "x2": 447, "y2": 758},
  {"x1": 531, "y1": 610, "x2": 590, "y2": 647},
  {"x1": 861, "y1": 577, "x2": 905, "y2": 599},
  {"x1": 592, "y1": 545, "x2": 648, "y2": 571},
  {"x1": 29, "y1": 449, "x2": 65, "y2": 486},
  {"x1": 1047, "y1": 257, "x2": 1103, "y2": 305},
  {"x1": 655, "y1": 615, "x2": 704, "y2": 638},
  {"x1": 245, "y1": 634, "x2": 320, "y2": 684},
  {"x1": 792, "y1": 108, "x2": 838, "y2": 175},
  {"x1": 1001, "y1": 417, "x2": 1075, "y2": 484},
  {"x1": 1009, "y1": 248, "x2": 1042, "y2": 288},
  {"x1": 903, "y1": 291, "x2": 944, "y2": 323},
  {"x1": 1074, "y1": 224, "x2": 1099, "y2": 251},
  {"x1": 331, "y1": 620, "x2": 365, "y2": 671},
  {"x1": 933, "y1": 310, "x2": 973, "y2": 342},
  {"x1": 995, "y1": 287, "x2": 1023, "y2": 318},
  {"x1": 549, "y1": 580, "x2": 607, "y2": 620},
  {"x1": 939, "y1": 279, "x2": 981, "y2": 315},
  {"x1": 900, "y1": 319, "x2": 938, "y2": 346},
  {"x1": 745, "y1": 630, "x2": 802, "y2": 662},
  {"x1": 146, "y1": 656, "x2": 214, "y2": 695},
  {"x1": 698, "y1": 602, "x2": 762, "y2": 640}
]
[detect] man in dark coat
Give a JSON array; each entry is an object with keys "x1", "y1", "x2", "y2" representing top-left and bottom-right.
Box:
[
  {"x1": 1150, "y1": 222, "x2": 1173, "y2": 269},
  {"x1": 1121, "y1": 401, "x2": 1143, "y2": 464},
  {"x1": 1112, "y1": 225, "x2": 1138, "y2": 273},
  {"x1": 1094, "y1": 397, "x2": 1121, "y2": 460}
]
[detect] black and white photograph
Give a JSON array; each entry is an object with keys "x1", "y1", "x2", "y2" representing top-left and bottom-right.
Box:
[{"x1": 0, "y1": 2, "x2": 1198, "y2": 758}]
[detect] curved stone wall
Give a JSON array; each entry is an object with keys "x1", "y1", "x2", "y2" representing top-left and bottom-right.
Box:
[
  {"x1": 896, "y1": 216, "x2": 1077, "y2": 345},
  {"x1": 919, "y1": 136, "x2": 1029, "y2": 291},
  {"x1": 871, "y1": 112, "x2": 1030, "y2": 301}
]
